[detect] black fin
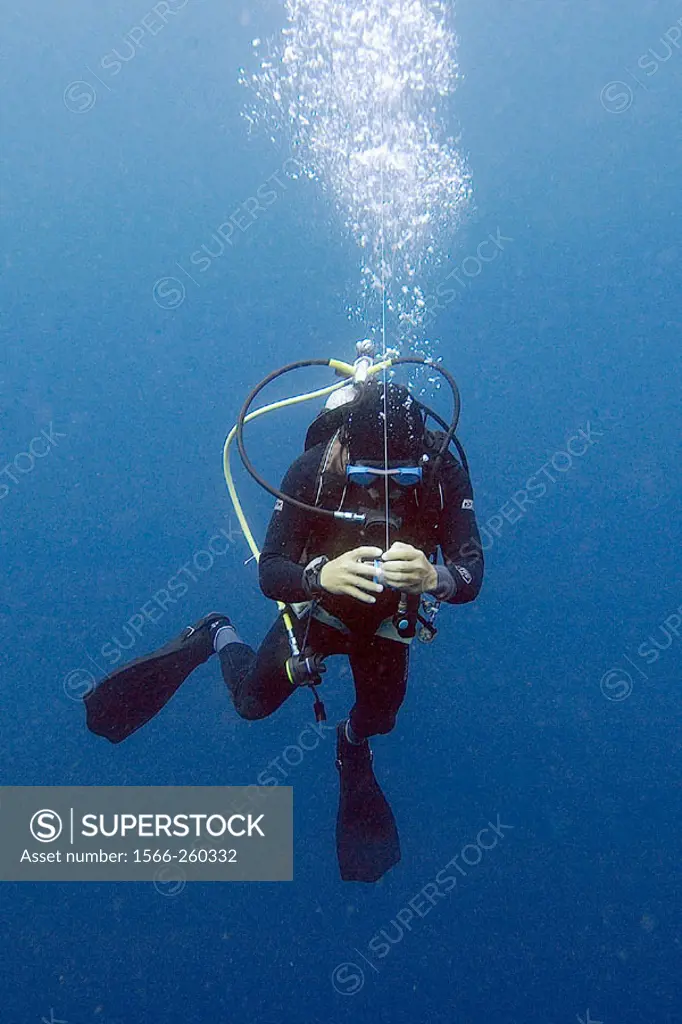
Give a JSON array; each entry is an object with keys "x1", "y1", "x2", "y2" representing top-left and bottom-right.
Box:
[
  {"x1": 84, "y1": 616, "x2": 224, "y2": 744},
  {"x1": 335, "y1": 722, "x2": 401, "y2": 883}
]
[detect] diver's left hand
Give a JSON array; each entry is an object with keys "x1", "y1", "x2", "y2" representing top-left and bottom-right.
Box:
[{"x1": 379, "y1": 542, "x2": 438, "y2": 595}]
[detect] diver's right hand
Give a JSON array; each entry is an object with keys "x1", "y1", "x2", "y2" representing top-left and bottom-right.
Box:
[{"x1": 318, "y1": 547, "x2": 385, "y2": 604}]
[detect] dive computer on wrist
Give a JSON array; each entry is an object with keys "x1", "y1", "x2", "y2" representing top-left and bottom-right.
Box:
[{"x1": 302, "y1": 555, "x2": 329, "y2": 598}]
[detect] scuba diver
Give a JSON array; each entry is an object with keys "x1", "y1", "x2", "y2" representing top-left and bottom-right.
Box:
[{"x1": 84, "y1": 342, "x2": 484, "y2": 883}]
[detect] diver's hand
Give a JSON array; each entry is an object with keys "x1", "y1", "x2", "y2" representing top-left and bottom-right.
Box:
[
  {"x1": 379, "y1": 542, "x2": 438, "y2": 595},
  {"x1": 318, "y1": 546, "x2": 385, "y2": 604}
]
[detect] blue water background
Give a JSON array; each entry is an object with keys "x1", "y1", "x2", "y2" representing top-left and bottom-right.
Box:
[{"x1": 1, "y1": 0, "x2": 681, "y2": 1021}]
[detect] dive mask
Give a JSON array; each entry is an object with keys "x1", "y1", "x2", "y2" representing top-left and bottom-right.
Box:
[{"x1": 346, "y1": 462, "x2": 423, "y2": 488}]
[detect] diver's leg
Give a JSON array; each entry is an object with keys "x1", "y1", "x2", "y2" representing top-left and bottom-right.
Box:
[
  {"x1": 347, "y1": 634, "x2": 410, "y2": 739},
  {"x1": 218, "y1": 613, "x2": 343, "y2": 721},
  {"x1": 334, "y1": 635, "x2": 408, "y2": 882}
]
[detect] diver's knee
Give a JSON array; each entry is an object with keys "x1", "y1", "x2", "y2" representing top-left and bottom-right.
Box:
[{"x1": 233, "y1": 699, "x2": 270, "y2": 722}]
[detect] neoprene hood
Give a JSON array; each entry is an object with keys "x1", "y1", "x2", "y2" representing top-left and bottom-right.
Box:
[{"x1": 343, "y1": 381, "x2": 426, "y2": 463}]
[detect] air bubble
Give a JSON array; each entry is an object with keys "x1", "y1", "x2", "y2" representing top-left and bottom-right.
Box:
[{"x1": 243, "y1": 1, "x2": 471, "y2": 352}]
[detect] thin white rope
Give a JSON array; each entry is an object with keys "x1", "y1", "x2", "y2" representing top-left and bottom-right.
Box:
[{"x1": 379, "y1": 93, "x2": 390, "y2": 553}]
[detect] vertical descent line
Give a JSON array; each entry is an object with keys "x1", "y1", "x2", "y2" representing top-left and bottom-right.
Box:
[{"x1": 379, "y1": 78, "x2": 390, "y2": 553}]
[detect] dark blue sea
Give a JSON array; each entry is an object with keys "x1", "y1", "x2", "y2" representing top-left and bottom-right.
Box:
[{"x1": 2, "y1": 1, "x2": 681, "y2": 1021}]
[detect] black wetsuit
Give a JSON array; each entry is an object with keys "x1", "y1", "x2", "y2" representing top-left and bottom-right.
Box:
[{"x1": 219, "y1": 438, "x2": 484, "y2": 738}]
